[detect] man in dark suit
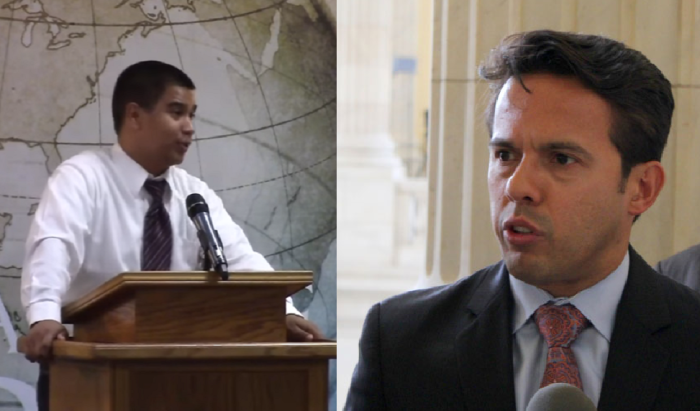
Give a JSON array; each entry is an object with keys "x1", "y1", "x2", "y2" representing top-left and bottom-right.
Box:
[
  {"x1": 655, "y1": 244, "x2": 700, "y2": 293},
  {"x1": 345, "y1": 30, "x2": 700, "y2": 410}
]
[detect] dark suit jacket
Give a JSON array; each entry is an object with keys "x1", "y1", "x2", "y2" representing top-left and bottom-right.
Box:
[
  {"x1": 655, "y1": 243, "x2": 700, "y2": 293},
  {"x1": 344, "y1": 247, "x2": 700, "y2": 410}
]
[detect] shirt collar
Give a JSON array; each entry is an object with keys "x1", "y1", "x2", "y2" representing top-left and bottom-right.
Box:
[
  {"x1": 111, "y1": 143, "x2": 172, "y2": 197},
  {"x1": 509, "y1": 251, "x2": 630, "y2": 343}
]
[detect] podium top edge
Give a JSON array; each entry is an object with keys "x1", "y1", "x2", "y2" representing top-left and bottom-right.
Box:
[
  {"x1": 52, "y1": 341, "x2": 337, "y2": 360},
  {"x1": 62, "y1": 271, "x2": 313, "y2": 321},
  {"x1": 117, "y1": 271, "x2": 313, "y2": 282}
]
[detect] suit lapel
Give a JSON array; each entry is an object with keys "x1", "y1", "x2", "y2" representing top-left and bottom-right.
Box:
[
  {"x1": 455, "y1": 263, "x2": 516, "y2": 411},
  {"x1": 597, "y1": 247, "x2": 671, "y2": 411}
]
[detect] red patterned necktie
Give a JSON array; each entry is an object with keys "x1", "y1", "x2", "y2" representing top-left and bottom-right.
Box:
[
  {"x1": 535, "y1": 303, "x2": 590, "y2": 390},
  {"x1": 141, "y1": 179, "x2": 173, "y2": 271}
]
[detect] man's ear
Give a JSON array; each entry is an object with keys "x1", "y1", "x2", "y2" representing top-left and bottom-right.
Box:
[
  {"x1": 626, "y1": 161, "x2": 665, "y2": 218},
  {"x1": 123, "y1": 102, "x2": 144, "y2": 131}
]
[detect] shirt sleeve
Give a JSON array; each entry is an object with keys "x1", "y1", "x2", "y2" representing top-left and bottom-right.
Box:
[
  {"x1": 21, "y1": 163, "x2": 93, "y2": 325},
  {"x1": 200, "y1": 184, "x2": 302, "y2": 317}
]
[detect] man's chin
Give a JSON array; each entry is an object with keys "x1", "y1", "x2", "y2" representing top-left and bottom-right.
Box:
[
  {"x1": 503, "y1": 252, "x2": 546, "y2": 280},
  {"x1": 169, "y1": 153, "x2": 186, "y2": 166}
]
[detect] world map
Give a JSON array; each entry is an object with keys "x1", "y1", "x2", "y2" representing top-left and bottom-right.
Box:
[{"x1": 0, "y1": 1, "x2": 337, "y2": 409}]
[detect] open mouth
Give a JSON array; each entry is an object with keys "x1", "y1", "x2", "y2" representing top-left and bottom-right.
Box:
[{"x1": 503, "y1": 219, "x2": 542, "y2": 246}]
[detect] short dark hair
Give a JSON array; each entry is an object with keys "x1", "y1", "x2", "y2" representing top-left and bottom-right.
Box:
[
  {"x1": 479, "y1": 30, "x2": 674, "y2": 182},
  {"x1": 112, "y1": 60, "x2": 195, "y2": 134}
]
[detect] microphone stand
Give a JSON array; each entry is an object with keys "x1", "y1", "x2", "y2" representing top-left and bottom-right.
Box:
[
  {"x1": 201, "y1": 230, "x2": 229, "y2": 281},
  {"x1": 203, "y1": 253, "x2": 229, "y2": 281}
]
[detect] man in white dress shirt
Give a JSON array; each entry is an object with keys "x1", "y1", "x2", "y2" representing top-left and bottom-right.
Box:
[{"x1": 20, "y1": 60, "x2": 323, "y2": 411}]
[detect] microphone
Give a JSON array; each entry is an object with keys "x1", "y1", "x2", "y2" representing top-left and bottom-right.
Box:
[
  {"x1": 186, "y1": 193, "x2": 229, "y2": 280},
  {"x1": 526, "y1": 383, "x2": 597, "y2": 411}
]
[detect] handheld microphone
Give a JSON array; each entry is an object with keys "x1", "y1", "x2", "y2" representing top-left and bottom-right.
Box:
[
  {"x1": 186, "y1": 193, "x2": 229, "y2": 280},
  {"x1": 526, "y1": 383, "x2": 597, "y2": 411}
]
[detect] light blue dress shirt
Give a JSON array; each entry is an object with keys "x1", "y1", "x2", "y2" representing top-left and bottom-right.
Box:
[{"x1": 509, "y1": 251, "x2": 630, "y2": 411}]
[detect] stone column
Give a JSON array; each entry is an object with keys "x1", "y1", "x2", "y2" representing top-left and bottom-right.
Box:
[
  {"x1": 336, "y1": 0, "x2": 406, "y2": 407},
  {"x1": 418, "y1": 0, "x2": 500, "y2": 287},
  {"x1": 418, "y1": 0, "x2": 696, "y2": 287},
  {"x1": 337, "y1": 0, "x2": 404, "y2": 271},
  {"x1": 391, "y1": 0, "x2": 419, "y2": 175}
]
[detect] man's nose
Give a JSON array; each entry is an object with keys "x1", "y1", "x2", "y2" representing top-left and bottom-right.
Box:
[
  {"x1": 182, "y1": 117, "x2": 194, "y2": 135},
  {"x1": 505, "y1": 158, "x2": 543, "y2": 205}
]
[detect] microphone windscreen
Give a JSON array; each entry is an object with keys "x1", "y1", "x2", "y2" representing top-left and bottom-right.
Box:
[
  {"x1": 525, "y1": 383, "x2": 597, "y2": 411},
  {"x1": 186, "y1": 193, "x2": 208, "y2": 217}
]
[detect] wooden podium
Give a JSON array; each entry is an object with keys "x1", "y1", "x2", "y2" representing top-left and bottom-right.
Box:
[{"x1": 25, "y1": 271, "x2": 336, "y2": 411}]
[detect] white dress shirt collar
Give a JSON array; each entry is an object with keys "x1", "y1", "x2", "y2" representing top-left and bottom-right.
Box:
[
  {"x1": 111, "y1": 143, "x2": 173, "y2": 197},
  {"x1": 509, "y1": 251, "x2": 630, "y2": 342}
]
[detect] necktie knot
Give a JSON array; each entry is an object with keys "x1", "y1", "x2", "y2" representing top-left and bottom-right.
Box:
[
  {"x1": 535, "y1": 303, "x2": 589, "y2": 349},
  {"x1": 144, "y1": 179, "x2": 168, "y2": 203}
]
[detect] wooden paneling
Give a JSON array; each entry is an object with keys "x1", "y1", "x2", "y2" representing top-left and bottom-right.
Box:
[
  {"x1": 50, "y1": 356, "x2": 333, "y2": 411},
  {"x1": 233, "y1": 370, "x2": 308, "y2": 411},
  {"x1": 73, "y1": 298, "x2": 135, "y2": 343},
  {"x1": 117, "y1": 361, "x2": 321, "y2": 411},
  {"x1": 135, "y1": 287, "x2": 286, "y2": 343},
  {"x1": 70, "y1": 287, "x2": 287, "y2": 344},
  {"x1": 50, "y1": 360, "x2": 112, "y2": 411},
  {"x1": 308, "y1": 362, "x2": 330, "y2": 411},
  {"x1": 112, "y1": 360, "x2": 326, "y2": 411}
]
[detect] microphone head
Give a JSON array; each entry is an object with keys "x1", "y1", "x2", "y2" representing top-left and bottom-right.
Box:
[
  {"x1": 186, "y1": 193, "x2": 209, "y2": 217},
  {"x1": 526, "y1": 383, "x2": 597, "y2": 411}
]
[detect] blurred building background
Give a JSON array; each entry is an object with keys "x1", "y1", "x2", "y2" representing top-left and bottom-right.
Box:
[
  {"x1": 337, "y1": 0, "x2": 431, "y2": 406},
  {"x1": 337, "y1": 0, "x2": 700, "y2": 408}
]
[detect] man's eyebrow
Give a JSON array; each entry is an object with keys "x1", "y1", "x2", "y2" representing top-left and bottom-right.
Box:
[
  {"x1": 488, "y1": 138, "x2": 593, "y2": 160},
  {"x1": 166, "y1": 102, "x2": 197, "y2": 113},
  {"x1": 166, "y1": 101, "x2": 186, "y2": 109},
  {"x1": 488, "y1": 138, "x2": 516, "y2": 149},
  {"x1": 540, "y1": 141, "x2": 593, "y2": 161}
]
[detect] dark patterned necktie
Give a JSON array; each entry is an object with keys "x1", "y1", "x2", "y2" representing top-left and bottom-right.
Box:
[
  {"x1": 535, "y1": 302, "x2": 590, "y2": 390},
  {"x1": 141, "y1": 179, "x2": 173, "y2": 271}
]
